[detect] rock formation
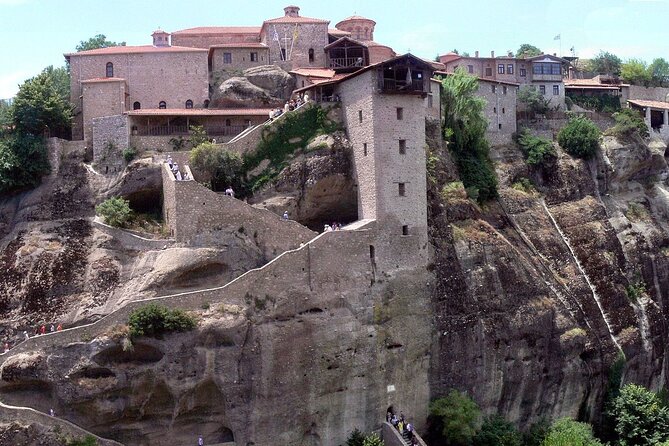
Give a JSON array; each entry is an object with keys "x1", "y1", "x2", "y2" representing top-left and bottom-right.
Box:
[{"x1": 210, "y1": 65, "x2": 295, "y2": 109}]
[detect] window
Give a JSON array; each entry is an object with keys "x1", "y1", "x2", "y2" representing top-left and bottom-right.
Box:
[
  {"x1": 533, "y1": 62, "x2": 561, "y2": 75},
  {"x1": 485, "y1": 67, "x2": 492, "y2": 77},
  {"x1": 105, "y1": 62, "x2": 113, "y2": 77},
  {"x1": 159, "y1": 101, "x2": 166, "y2": 109},
  {"x1": 363, "y1": 143, "x2": 368, "y2": 156},
  {"x1": 308, "y1": 48, "x2": 314, "y2": 63},
  {"x1": 223, "y1": 52, "x2": 232, "y2": 64},
  {"x1": 402, "y1": 225, "x2": 409, "y2": 236},
  {"x1": 491, "y1": 85, "x2": 496, "y2": 93},
  {"x1": 245, "y1": 119, "x2": 251, "y2": 126},
  {"x1": 185, "y1": 99, "x2": 193, "y2": 109},
  {"x1": 468, "y1": 65, "x2": 474, "y2": 73},
  {"x1": 399, "y1": 139, "x2": 406, "y2": 154},
  {"x1": 502, "y1": 107, "x2": 505, "y2": 114},
  {"x1": 358, "y1": 110, "x2": 363, "y2": 123},
  {"x1": 507, "y1": 64, "x2": 514, "y2": 74},
  {"x1": 225, "y1": 119, "x2": 231, "y2": 126},
  {"x1": 132, "y1": 101, "x2": 141, "y2": 110},
  {"x1": 250, "y1": 52, "x2": 258, "y2": 62},
  {"x1": 493, "y1": 107, "x2": 497, "y2": 113},
  {"x1": 553, "y1": 85, "x2": 560, "y2": 95},
  {"x1": 203, "y1": 99, "x2": 210, "y2": 109},
  {"x1": 520, "y1": 68, "x2": 527, "y2": 77},
  {"x1": 503, "y1": 86, "x2": 507, "y2": 95},
  {"x1": 498, "y1": 123, "x2": 502, "y2": 129},
  {"x1": 398, "y1": 183, "x2": 406, "y2": 196},
  {"x1": 539, "y1": 85, "x2": 546, "y2": 95},
  {"x1": 281, "y1": 48, "x2": 287, "y2": 60},
  {"x1": 396, "y1": 107, "x2": 403, "y2": 120},
  {"x1": 498, "y1": 64, "x2": 505, "y2": 74}
]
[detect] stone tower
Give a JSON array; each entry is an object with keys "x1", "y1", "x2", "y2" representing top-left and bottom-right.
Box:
[
  {"x1": 335, "y1": 15, "x2": 376, "y2": 41},
  {"x1": 152, "y1": 29, "x2": 170, "y2": 47},
  {"x1": 283, "y1": 5, "x2": 300, "y2": 17}
]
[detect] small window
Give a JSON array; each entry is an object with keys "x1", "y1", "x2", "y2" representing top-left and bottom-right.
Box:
[
  {"x1": 185, "y1": 99, "x2": 193, "y2": 109},
  {"x1": 507, "y1": 64, "x2": 514, "y2": 74},
  {"x1": 358, "y1": 110, "x2": 363, "y2": 123},
  {"x1": 520, "y1": 68, "x2": 527, "y2": 77},
  {"x1": 302, "y1": 80, "x2": 305, "y2": 87},
  {"x1": 493, "y1": 107, "x2": 497, "y2": 113},
  {"x1": 225, "y1": 119, "x2": 231, "y2": 126},
  {"x1": 250, "y1": 52, "x2": 258, "y2": 62},
  {"x1": 106, "y1": 62, "x2": 113, "y2": 77},
  {"x1": 159, "y1": 101, "x2": 166, "y2": 109},
  {"x1": 402, "y1": 225, "x2": 409, "y2": 236},
  {"x1": 363, "y1": 143, "x2": 368, "y2": 156},
  {"x1": 498, "y1": 123, "x2": 502, "y2": 129},
  {"x1": 245, "y1": 119, "x2": 251, "y2": 126},
  {"x1": 204, "y1": 99, "x2": 210, "y2": 108},
  {"x1": 502, "y1": 107, "x2": 505, "y2": 114},
  {"x1": 132, "y1": 101, "x2": 141, "y2": 110},
  {"x1": 553, "y1": 85, "x2": 560, "y2": 95},
  {"x1": 498, "y1": 64, "x2": 505, "y2": 74},
  {"x1": 396, "y1": 107, "x2": 403, "y2": 120},
  {"x1": 539, "y1": 85, "x2": 546, "y2": 95},
  {"x1": 281, "y1": 48, "x2": 287, "y2": 60},
  {"x1": 308, "y1": 48, "x2": 314, "y2": 63},
  {"x1": 485, "y1": 67, "x2": 492, "y2": 77},
  {"x1": 398, "y1": 183, "x2": 406, "y2": 196},
  {"x1": 223, "y1": 52, "x2": 232, "y2": 64},
  {"x1": 503, "y1": 85, "x2": 507, "y2": 95},
  {"x1": 491, "y1": 85, "x2": 496, "y2": 93},
  {"x1": 468, "y1": 65, "x2": 474, "y2": 74},
  {"x1": 399, "y1": 139, "x2": 406, "y2": 154}
]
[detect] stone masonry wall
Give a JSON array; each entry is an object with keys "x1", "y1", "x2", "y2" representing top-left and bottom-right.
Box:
[
  {"x1": 477, "y1": 81, "x2": 518, "y2": 146},
  {"x1": 629, "y1": 85, "x2": 669, "y2": 102},
  {"x1": 171, "y1": 31, "x2": 261, "y2": 49},
  {"x1": 92, "y1": 115, "x2": 129, "y2": 173},
  {"x1": 261, "y1": 23, "x2": 329, "y2": 69},
  {"x1": 82, "y1": 80, "x2": 126, "y2": 143},
  {"x1": 211, "y1": 47, "x2": 270, "y2": 73}
]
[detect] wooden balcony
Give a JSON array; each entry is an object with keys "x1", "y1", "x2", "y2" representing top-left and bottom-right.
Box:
[
  {"x1": 329, "y1": 57, "x2": 365, "y2": 69},
  {"x1": 378, "y1": 78, "x2": 426, "y2": 95},
  {"x1": 135, "y1": 124, "x2": 248, "y2": 137}
]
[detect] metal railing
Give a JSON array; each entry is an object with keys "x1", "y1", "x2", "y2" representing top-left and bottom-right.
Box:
[
  {"x1": 135, "y1": 124, "x2": 249, "y2": 137},
  {"x1": 329, "y1": 57, "x2": 365, "y2": 69}
]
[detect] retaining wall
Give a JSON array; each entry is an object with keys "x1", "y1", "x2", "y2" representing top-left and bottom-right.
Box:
[{"x1": 381, "y1": 422, "x2": 428, "y2": 446}]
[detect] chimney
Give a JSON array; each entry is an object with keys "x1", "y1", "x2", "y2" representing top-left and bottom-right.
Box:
[
  {"x1": 508, "y1": 51, "x2": 513, "y2": 57},
  {"x1": 491, "y1": 50, "x2": 495, "y2": 58},
  {"x1": 553, "y1": 53, "x2": 557, "y2": 56},
  {"x1": 475, "y1": 51, "x2": 479, "y2": 58},
  {"x1": 284, "y1": 5, "x2": 300, "y2": 17}
]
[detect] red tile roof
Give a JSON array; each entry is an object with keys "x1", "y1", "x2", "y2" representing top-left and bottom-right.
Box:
[
  {"x1": 628, "y1": 99, "x2": 669, "y2": 110},
  {"x1": 66, "y1": 45, "x2": 207, "y2": 57},
  {"x1": 127, "y1": 108, "x2": 273, "y2": 116},
  {"x1": 81, "y1": 77, "x2": 126, "y2": 83},
  {"x1": 290, "y1": 68, "x2": 337, "y2": 78},
  {"x1": 209, "y1": 43, "x2": 268, "y2": 48},
  {"x1": 328, "y1": 28, "x2": 351, "y2": 36},
  {"x1": 171, "y1": 26, "x2": 261, "y2": 35},
  {"x1": 339, "y1": 15, "x2": 375, "y2": 22},
  {"x1": 263, "y1": 15, "x2": 329, "y2": 24},
  {"x1": 564, "y1": 78, "x2": 628, "y2": 88},
  {"x1": 433, "y1": 70, "x2": 520, "y2": 86}
]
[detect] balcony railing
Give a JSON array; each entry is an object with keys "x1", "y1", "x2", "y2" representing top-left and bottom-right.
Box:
[
  {"x1": 378, "y1": 78, "x2": 425, "y2": 94},
  {"x1": 329, "y1": 57, "x2": 366, "y2": 69},
  {"x1": 134, "y1": 124, "x2": 249, "y2": 137}
]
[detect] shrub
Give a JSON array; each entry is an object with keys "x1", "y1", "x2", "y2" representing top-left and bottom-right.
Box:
[
  {"x1": 189, "y1": 142, "x2": 243, "y2": 191},
  {"x1": 625, "y1": 202, "x2": 651, "y2": 223},
  {"x1": 557, "y1": 115, "x2": 601, "y2": 159},
  {"x1": 625, "y1": 279, "x2": 646, "y2": 302},
  {"x1": 67, "y1": 436, "x2": 98, "y2": 446},
  {"x1": 517, "y1": 129, "x2": 556, "y2": 166},
  {"x1": 188, "y1": 124, "x2": 209, "y2": 148},
  {"x1": 346, "y1": 429, "x2": 366, "y2": 446},
  {"x1": 518, "y1": 86, "x2": 550, "y2": 115},
  {"x1": 427, "y1": 390, "x2": 481, "y2": 445},
  {"x1": 511, "y1": 177, "x2": 535, "y2": 194},
  {"x1": 523, "y1": 418, "x2": 551, "y2": 446},
  {"x1": 122, "y1": 147, "x2": 137, "y2": 162},
  {"x1": 95, "y1": 197, "x2": 132, "y2": 227},
  {"x1": 128, "y1": 304, "x2": 197, "y2": 338},
  {"x1": 0, "y1": 133, "x2": 50, "y2": 195},
  {"x1": 441, "y1": 181, "x2": 467, "y2": 201},
  {"x1": 609, "y1": 384, "x2": 669, "y2": 445},
  {"x1": 169, "y1": 136, "x2": 187, "y2": 151},
  {"x1": 473, "y1": 415, "x2": 522, "y2": 446},
  {"x1": 566, "y1": 93, "x2": 621, "y2": 113},
  {"x1": 361, "y1": 433, "x2": 384, "y2": 446},
  {"x1": 609, "y1": 108, "x2": 649, "y2": 139},
  {"x1": 540, "y1": 418, "x2": 603, "y2": 446}
]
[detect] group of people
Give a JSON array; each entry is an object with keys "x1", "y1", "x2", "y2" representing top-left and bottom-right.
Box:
[
  {"x1": 3, "y1": 323, "x2": 64, "y2": 353},
  {"x1": 166, "y1": 156, "x2": 190, "y2": 181},
  {"x1": 387, "y1": 410, "x2": 418, "y2": 445},
  {"x1": 323, "y1": 222, "x2": 344, "y2": 232},
  {"x1": 268, "y1": 94, "x2": 309, "y2": 121}
]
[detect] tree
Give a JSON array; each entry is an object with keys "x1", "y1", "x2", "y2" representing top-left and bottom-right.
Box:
[
  {"x1": 346, "y1": 429, "x2": 366, "y2": 446},
  {"x1": 76, "y1": 34, "x2": 125, "y2": 52},
  {"x1": 189, "y1": 142, "x2": 243, "y2": 191},
  {"x1": 0, "y1": 134, "x2": 50, "y2": 195},
  {"x1": 361, "y1": 433, "x2": 384, "y2": 446},
  {"x1": 516, "y1": 44, "x2": 542, "y2": 58},
  {"x1": 12, "y1": 70, "x2": 72, "y2": 137},
  {"x1": 589, "y1": 51, "x2": 622, "y2": 76},
  {"x1": 41, "y1": 65, "x2": 70, "y2": 103},
  {"x1": 96, "y1": 197, "x2": 132, "y2": 227},
  {"x1": 518, "y1": 86, "x2": 550, "y2": 115},
  {"x1": 540, "y1": 418, "x2": 603, "y2": 446},
  {"x1": 517, "y1": 129, "x2": 556, "y2": 166},
  {"x1": 440, "y1": 69, "x2": 498, "y2": 202},
  {"x1": 427, "y1": 390, "x2": 481, "y2": 445},
  {"x1": 609, "y1": 383, "x2": 669, "y2": 446},
  {"x1": 188, "y1": 124, "x2": 209, "y2": 148},
  {"x1": 128, "y1": 304, "x2": 196, "y2": 338},
  {"x1": 649, "y1": 58, "x2": 669, "y2": 87},
  {"x1": 473, "y1": 415, "x2": 522, "y2": 446},
  {"x1": 0, "y1": 100, "x2": 12, "y2": 131},
  {"x1": 609, "y1": 108, "x2": 649, "y2": 139},
  {"x1": 557, "y1": 115, "x2": 601, "y2": 159},
  {"x1": 621, "y1": 59, "x2": 652, "y2": 86}
]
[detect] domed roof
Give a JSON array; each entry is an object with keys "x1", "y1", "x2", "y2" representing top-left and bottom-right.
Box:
[
  {"x1": 152, "y1": 29, "x2": 169, "y2": 35},
  {"x1": 336, "y1": 15, "x2": 376, "y2": 28}
]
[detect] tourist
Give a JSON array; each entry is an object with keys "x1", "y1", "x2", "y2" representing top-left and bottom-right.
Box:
[
  {"x1": 23, "y1": 331, "x2": 29, "y2": 340},
  {"x1": 304, "y1": 93, "x2": 309, "y2": 102},
  {"x1": 182, "y1": 170, "x2": 190, "y2": 181},
  {"x1": 398, "y1": 418, "x2": 404, "y2": 433},
  {"x1": 3, "y1": 342, "x2": 9, "y2": 353},
  {"x1": 225, "y1": 186, "x2": 235, "y2": 198},
  {"x1": 40, "y1": 325, "x2": 46, "y2": 335},
  {"x1": 175, "y1": 170, "x2": 183, "y2": 181},
  {"x1": 198, "y1": 435, "x2": 204, "y2": 446},
  {"x1": 324, "y1": 224, "x2": 332, "y2": 232},
  {"x1": 284, "y1": 102, "x2": 290, "y2": 113},
  {"x1": 49, "y1": 408, "x2": 54, "y2": 417},
  {"x1": 406, "y1": 422, "x2": 414, "y2": 440},
  {"x1": 391, "y1": 413, "x2": 398, "y2": 428},
  {"x1": 283, "y1": 211, "x2": 289, "y2": 220},
  {"x1": 50, "y1": 324, "x2": 55, "y2": 333},
  {"x1": 167, "y1": 155, "x2": 173, "y2": 169},
  {"x1": 56, "y1": 324, "x2": 62, "y2": 332}
]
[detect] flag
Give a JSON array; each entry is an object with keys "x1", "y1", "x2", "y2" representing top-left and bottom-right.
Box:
[
  {"x1": 293, "y1": 25, "x2": 299, "y2": 41},
  {"x1": 272, "y1": 25, "x2": 280, "y2": 42},
  {"x1": 554, "y1": 34, "x2": 561, "y2": 40}
]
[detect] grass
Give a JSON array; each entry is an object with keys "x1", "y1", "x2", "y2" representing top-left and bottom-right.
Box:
[{"x1": 625, "y1": 202, "x2": 651, "y2": 223}]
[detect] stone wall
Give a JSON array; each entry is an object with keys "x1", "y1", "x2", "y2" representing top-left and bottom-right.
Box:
[
  {"x1": 81, "y1": 80, "x2": 126, "y2": 143},
  {"x1": 92, "y1": 115, "x2": 129, "y2": 173},
  {"x1": 211, "y1": 47, "x2": 270, "y2": 73},
  {"x1": 381, "y1": 422, "x2": 428, "y2": 446},
  {"x1": 171, "y1": 31, "x2": 261, "y2": 49},
  {"x1": 261, "y1": 23, "x2": 329, "y2": 69},
  {"x1": 477, "y1": 80, "x2": 518, "y2": 146},
  {"x1": 628, "y1": 85, "x2": 669, "y2": 102}
]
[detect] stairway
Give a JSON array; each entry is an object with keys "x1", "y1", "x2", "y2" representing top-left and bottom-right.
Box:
[{"x1": 401, "y1": 429, "x2": 412, "y2": 445}]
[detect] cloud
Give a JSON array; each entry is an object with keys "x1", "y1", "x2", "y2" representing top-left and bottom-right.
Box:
[{"x1": 0, "y1": 71, "x2": 31, "y2": 99}]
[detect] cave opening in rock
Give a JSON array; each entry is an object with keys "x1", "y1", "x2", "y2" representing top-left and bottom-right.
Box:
[{"x1": 123, "y1": 188, "x2": 163, "y2": 216}]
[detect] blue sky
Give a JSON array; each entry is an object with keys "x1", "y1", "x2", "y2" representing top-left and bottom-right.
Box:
[{"x1": 1, "y1": 0, "x2": 667, "y2": 98}]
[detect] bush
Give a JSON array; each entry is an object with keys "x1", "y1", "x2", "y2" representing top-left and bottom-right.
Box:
[
  {"x1": 608, "y1": 108, "x2": 649, "y2": 139},
  {"x1": 473, "y1": 415, "x2": 522, "y2": 446},
  {"x1": 122, "y1": 147, "x2": 137, "y2": 162},
  {"x1": 128, "y1": 304, "x2": 197, "y2": 338},
  {"x1": 427, "y1": 390, "x2": 481, "y2": 445},
  {"x1": 0, "y1": 133, "x2": 49, "y2": 195},
  {"x1": 361, "y1": 433, "x2": 383, "y2": 446},
  {"x1": 346, "y1": 428, "x2": 366, "y2": 446},
  {"x1": 518, "y1": 86, "x2": 550, "y2": 115},
  {"x1": 609, "y1": 384, "x2": 669, "y2": 445},
  {"x1": 511, "y1": 177, "x2": 535, "y2": 194},
  {"x1": 95, "y1": 197, "x2": 132, "y2": 227},
  {"x1": 557, "y1": 116, "x2": 601, "y2": 159},
  {"x1": 189, "y1": 142, "x2": 243, "y2": 191},
  {"x1": 523, "y1": 418, "x2": 551, "y2": 446},
  {"x1": 517, "y1": 129, "x2": 556, "y2": 167},
  {"x1": 67, "y1": 435, "x2": 98, "y2": 446},
  {"x1": 566, "y1": 93, "x2": 621, "y2": 113},
  {"x1": 540, "y1": 418, "x2": 603, "y2": 446},
  {"x1": 625, "y1": 278, "x2": 647, "y2": 302},
  {"x1": 188, "y1": 124, "x2": 209, "y2": 148}
]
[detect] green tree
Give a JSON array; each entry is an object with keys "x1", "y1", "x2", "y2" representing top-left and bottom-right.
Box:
[
  {"x1": 361, "y1": 432, "x2": 384, "y2": 446},
  {"x1": 589, "y1": 51, "x2": 622, "y2": 76},
  {"x1": 523, "y1": 418, "x2": 551, "y2": 446},
  {"x1": 76, "y1": 34, "x2": 125, "y2": 52},
  {"x1": 188, "y1": 124, "x2": 209, "y2": 148},
  {"x1": 609, "y1": 383, "x2": 669, "y2": 446},
  {"x1": 440, "y1": 69, "x2": 498, "y2": 202},
  {"x1": 346, "y1": 428, "x2": 366, "y2": 446},
  {"x1": 128, "y1": 304, "x2": 196, "y2": 338},
  {"x1": 41, "y1": 65, "x2": 70, "y2": 103},
  {"x1": 0, "y1": 100, "x2": 13, "y2": 132},
  {"x1": 517, "y1": 129, "x2": 556, "y2": 167},
  {"x1": 518, "y1": 86, "x2": 550, "y2": 115},
  {"x1": 189, "y1": 142, "x2": 243, "y2": 191},
  {"x1": 95, "y1": 197, "x2": 132, "y2": 227},
  {"x1": 541, "y1": 418, "x2": 603, "y2": 446},
  {"x1": 427, "y1": 390, "x2": 481, "y2": 445},
  {"x1": 516, "y1": 44, "x2": 542, "y2": 58},
  {"x1": 473, "y1": 415, "x2": 522, "y2": 446},
  {"x1": 649, "y1": 58, "x2": 669, "y2": 87},
  {"x1": 12, "y1": 70, "x2": 72, "y2": 137},
  {"x1": 621, "y1": 59, "x2": 652, "y2": 86},
  {"x1": 557, "y1": 115, "x2": 601, "y2": 159},
  {"x1": 609, "y1": 108, "x2": 649, "y2": 139},
  {"x1": 0, "y1": 134, "x2": 50, "y2": 195}
]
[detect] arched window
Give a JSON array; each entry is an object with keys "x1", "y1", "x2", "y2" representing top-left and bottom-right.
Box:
[
  {"x1": 185, "y1": 99, "x2": 193, "y2": 109},
  {"x1": 159, "y1": 101, "x2": 167, "y2": 109},
  {"x1": 106, "y1": 62, "x2": 114, "y2": 77},
  {"x1": 133, "y1": 101, "x2": 141, "y2": 110},
  {"x1": 225, "y1": 119, "x2": 231, "y2": 126},
  {"x1": 203, "y1": 99, "x2": 210, "y2": 109},
  {"x1": 308, "y1": 48, "x2": 314, "y2": 63}
]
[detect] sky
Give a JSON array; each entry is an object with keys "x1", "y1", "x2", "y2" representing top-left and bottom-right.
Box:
[{"x1": 0, "y1": 0, "x2": 668, "y2": 99}]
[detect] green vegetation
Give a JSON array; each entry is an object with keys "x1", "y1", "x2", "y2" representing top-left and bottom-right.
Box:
[
  {"x1": 607, "y1": 108, "x2": 649, "y2": 139},
  {"x1": 189, "y1": 142, "x2": 243, "y2": 191},
  {"x1": 242, "y1": 104, "x2": 339, "y2": 192},
  {"x1": 557, "y1": 115, "x2": 601, "y2": 159},
  {"x1": 625, "y1": 202, "x2": 651, "y2": 223},
  {"x1": 441, "y1": 181, "x2": 467, "y2": 201},
  {"x1": 362, "y1": 433, "x2": 384, "y2": 446},
  {"x1": 188, "y1": 124, "x2": 209, "y2": 148},
  {"x1": 95, "y1": 197, "x2": 132, "y2": 227},
  {"x1": 518, "y1": 86, "x2": 550, "y2": 116},
  {"x1": 346, "y1": 429, "x2": 384, "y2": 446},
  {"x1": 566, "y1": 94, "x2": 621, "y2": 113},
  {"x1": 516, "y1": 44, "x2": 542, "y2": 59},
  {"x1": 76, "y1": 34, "x2": 125, "y2": 52},
  {"x1": 523, "y1": 419, "x2": 551, "y2": 446},
  {"x1": 540, "y1": 418, "x2": 603, "y2": 446},
  {"x1": 511, "y1": 178, "x2": 535, "y2": 194},
  {"x1": 625, "y1": 278, "x2": 647, "y2": 302},
  {"x1": 427, "y1": 390, "x2": 481, "y2": 445},
  {"x1": 473, "y1": 415, "x2": 523, "y2": 446},
  {"x1": 589, "y1": 51, "x2": 623, "y2": 76},
  {"x1": 67, "y1": 435, "x2": 98, "y2": 446},
  {"x1": 0, "y1": 133, "x2": 50, "y2": 195},
  {"x1": 128, "y1": 304, "x2": 196, "y2": 338},
  {"x1": 609, "y1": 384, "x2": 669, "y2": 445},
  {"x1": 516, "y1": 129, "x2": 556, "y2": 167},
  {"x1": 440, "y1": 69, "x2": 498, "y2": 203},
  {"x1": 620, "y1": 57, "x2": 669, "y2": 87},
  {"x1": 122, "y1": 147, "x2": 137, "y2": 162}
]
